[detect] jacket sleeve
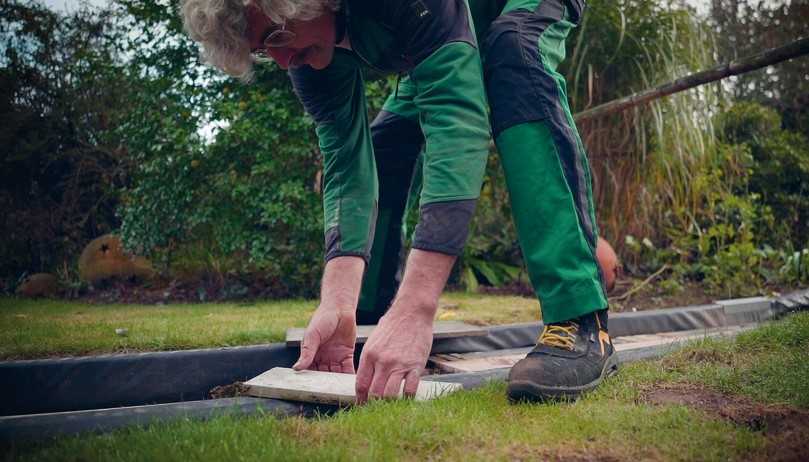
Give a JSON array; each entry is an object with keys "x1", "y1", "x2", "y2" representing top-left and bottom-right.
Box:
[
  {"x1": 289, "y1": 50, "x2": 378, "y2": 263},
  {"x1": 401, "y1": 0, "x2": 492, "y2": 255}
]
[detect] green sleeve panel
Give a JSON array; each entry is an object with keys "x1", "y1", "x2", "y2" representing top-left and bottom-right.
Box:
[
  {"x1": 380, "y1": 75, "x2": 420, "y2": 122},
  {"x1": 292, "y1": 51, "x2": 378, "y2": 261},
  {"x1": 410, "y1": 41, "x2": 491, "y2": 206}
]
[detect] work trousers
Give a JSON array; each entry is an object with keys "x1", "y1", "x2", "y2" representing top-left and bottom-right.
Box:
[{"x1": 356, "y1": 0, "x2": 607, "y2": 325}]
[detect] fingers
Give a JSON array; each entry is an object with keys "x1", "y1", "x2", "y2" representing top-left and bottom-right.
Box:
[
  {"x1": 340, "y1": 356, "x2": 355, "y2": 374},
  {"x1": 355, "y1": 360, "x2": 374, "y2": 405},
  {"x1": 317, "y1": 359, "x2": 354, "y2": 373},
  {"x1": 292, "y1": 327, "x2": 321, "y2": 371},
  {"x1": 402, "y1": 370, "x2": 420, "y2": 398},
  {"x1": 382, "y1": 372, "x2": 405, "y2": 399},
  {"x1": 367, "y1": 367, "x2": 388, "y2": 401}
]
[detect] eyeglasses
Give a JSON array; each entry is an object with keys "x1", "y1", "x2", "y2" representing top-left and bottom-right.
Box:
[{"x1": 251, "y1": 19, "x2": 296, "y2": 59}]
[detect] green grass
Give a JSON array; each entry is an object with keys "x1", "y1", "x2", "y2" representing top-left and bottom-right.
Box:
[
  {"x1": 8, "y1": 384, "x2": 763, "y2": 462},
  {"x1": 7, "y1": 312, "x2": 809, "y2": 461},
  {"x1": 657, "y1": 312, "x2": 809, "y2": 408},
  {"x1": 0, "y1": 294, "x2": 540, "y2": 360}
]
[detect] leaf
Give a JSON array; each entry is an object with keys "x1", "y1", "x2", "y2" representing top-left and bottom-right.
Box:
[{"x1": 463, "y1": 267, "x2": 479, "y2": 293}]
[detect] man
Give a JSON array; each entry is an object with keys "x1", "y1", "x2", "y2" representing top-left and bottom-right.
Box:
[{"x1": 182, "y1": 0, "x2": 616, "y2": 403}]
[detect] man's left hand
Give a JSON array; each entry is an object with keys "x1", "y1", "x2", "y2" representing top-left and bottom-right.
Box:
[{"x1": 355, "y1": 304, "x2": 434, "y2": 403}]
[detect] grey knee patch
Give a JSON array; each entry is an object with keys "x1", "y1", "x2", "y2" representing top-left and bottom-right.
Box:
[{"x1": 411, "y1": 200, "x2": 477, "y2": 255}]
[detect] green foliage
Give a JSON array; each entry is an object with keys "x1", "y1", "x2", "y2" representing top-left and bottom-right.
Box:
[
  {"x1": 0, "y1": 1, "x2": 133, "y2": 280},
  {"x1": 4, "y1": 0, "x2": 807, "y2": 300},
  {"x1": 457, "y1": 151, "x2": 524, "y2": 290},
  {"x1": 710, "y1": 0, "x2": 809, "y2": 133},
  {"x1": 565, "y1": 0, "x2": 707, "y2": 111},
  {"x1": 119, "y1": 61, "x2": 325, "y2": 295},
  {"x1": 716, "y1": 102, "x2": 782, "y2": 145},
  {"x1": 113, "y1": 1, "x2": 397, "y2": 294},
  {"x1": 664, "y1": 174, "x2": 781, "y2": 296},
  {"x1": 716, "y1": 103, "x2": 809, "y2": 243},
  {"x1": 622, "y1": 103, "x2": 809, "y2": 295}
]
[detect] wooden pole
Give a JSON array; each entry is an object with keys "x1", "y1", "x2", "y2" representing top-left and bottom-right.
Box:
[{"x1": 574, "y1": 37, "x2": 809, "y2": 122}]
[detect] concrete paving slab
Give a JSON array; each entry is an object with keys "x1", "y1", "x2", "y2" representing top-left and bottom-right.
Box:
[{"x1": 245, "y1": 367, "x2": 462, "y2": 405}]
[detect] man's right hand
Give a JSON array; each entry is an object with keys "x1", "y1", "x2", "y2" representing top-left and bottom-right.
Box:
[
  {"x1": 291, "y1": 256, "x2": 365, "y2": 374},
  {"x1": 292, "y1": 305, "x2": 357, "y2": 373}
]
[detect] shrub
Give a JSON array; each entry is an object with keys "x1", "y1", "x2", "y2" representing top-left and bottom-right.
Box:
[{"x1": 716, "y1": 102, "x2": 809, "y2": 244}]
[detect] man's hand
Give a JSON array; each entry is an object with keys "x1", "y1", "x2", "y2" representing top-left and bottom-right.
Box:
[
  {"x1": 293, "y1": 256, "x2": 364, "y2": 373},
  {"x1": 292, "y1": 305, "x2": 357, "y2": 373},
  {"x1": 355, "y1": 249, "x2": 455, "y2": 403},
  {"x1": 355, "y1": 303, "x2": 434, "y2": 402}
]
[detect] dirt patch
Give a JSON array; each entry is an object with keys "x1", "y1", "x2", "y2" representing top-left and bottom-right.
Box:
[
  {"x1": 478, "y1": 281, "x2": 535, "y2": 298},
  {"x1": 209, "y1": 381, "x2": 249, "y2": 399},
  {"x1": 610, "y1": 279, "x2": 715, "y2": 312},
  {"x1": 73, "y1": 274, "x2": 302, "y2": 305},
  {"x1": 642, "y1": 383, "x2": 809, "y2": 461},
  {"x1": 476, "y1": 277, "x2": 719, "y2": 311}
]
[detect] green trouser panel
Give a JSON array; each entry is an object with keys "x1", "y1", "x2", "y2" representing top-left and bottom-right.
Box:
[
  {"x1": 357, "y1": 41, "x2": 490, "y2": 321},
  {"x1": 484, "y1": 0, "x2": 606, "y2": 323},
  {"x1": 496, "y1": 123, "x2": 606, "y2": 323}
]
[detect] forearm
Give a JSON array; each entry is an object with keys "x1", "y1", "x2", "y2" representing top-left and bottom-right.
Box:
[
  {"x1": 320, "y1": 256, "x2": 365, "y2": 313},
  {"x1": 388, "y1": 249, "x2": 456, "y2": 318}
]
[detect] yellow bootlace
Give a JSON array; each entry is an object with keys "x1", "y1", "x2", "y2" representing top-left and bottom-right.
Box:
[{"x1": 537, "y1": 323, "x2": 579, "y2": 350}]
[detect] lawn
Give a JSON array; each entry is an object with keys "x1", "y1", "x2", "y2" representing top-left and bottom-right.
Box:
[
  {"x1": 6, "y1": 312, "x2": 808, "y2": 461},
  {"x1": 0, "y1": 294, "x2": 540, "y2": 360}
]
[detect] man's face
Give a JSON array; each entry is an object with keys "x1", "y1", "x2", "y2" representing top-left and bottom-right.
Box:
[{"x1": 245, "y1": 3, "x2": 336, "y2": 70}]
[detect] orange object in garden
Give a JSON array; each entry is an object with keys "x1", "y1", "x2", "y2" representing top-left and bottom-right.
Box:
[
  {"x1": 596, "y1": 237, "x2": 619, "y2": 293},
  {"x1": 78, "y1": 234, "x2": 155, "y2": 284}
]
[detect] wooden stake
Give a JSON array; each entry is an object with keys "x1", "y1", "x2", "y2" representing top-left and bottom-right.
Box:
[{"x1": 574, "y1": 37, "x2": 809, "y2": 122}]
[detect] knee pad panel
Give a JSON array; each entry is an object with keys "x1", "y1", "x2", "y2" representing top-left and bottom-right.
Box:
[{"x1": 412, "y1": 199, "x2": 477, "y2": 256}]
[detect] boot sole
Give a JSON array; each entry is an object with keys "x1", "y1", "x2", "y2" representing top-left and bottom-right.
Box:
[{"x1": 506, "y1": 353, "x2": 619, "y2": 403}]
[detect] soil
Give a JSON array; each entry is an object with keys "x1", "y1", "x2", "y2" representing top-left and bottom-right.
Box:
[
  {"x1": 70, "y1": 274, "x2": 305, "y2": 305},
  {"x1": 18, "y1": 266, "x2": 800, "y2": 311},
  {"x1": 209, "y1": 381, "x2": 249, "y2": 399},
  {"x1": 478, "y1": 276, "x2": 745, "y2": 312},
  {"x1": 641, "y1": 383, "x2": 809, "y2": 462},
  {"x1": 608, "y1": 278, "x2": 716, "y2": 313}
]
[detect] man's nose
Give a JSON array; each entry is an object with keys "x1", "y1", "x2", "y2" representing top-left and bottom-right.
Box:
[{"x1": 266, "y1": 48, "x2": 295, "y2": 69}]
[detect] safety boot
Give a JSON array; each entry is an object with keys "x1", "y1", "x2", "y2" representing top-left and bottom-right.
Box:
[{"x1": 507, "y1": 309, "x2": 618, "y2": 402}]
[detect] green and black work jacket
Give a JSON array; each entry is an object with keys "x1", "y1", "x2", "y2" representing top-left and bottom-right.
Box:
[{"x1": 288, "y1": 0, "x2": 584, "y2": 262}]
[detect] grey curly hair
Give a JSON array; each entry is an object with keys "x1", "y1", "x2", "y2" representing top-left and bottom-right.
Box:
[{"x1": 181, "y1": 0, "x2": 340, "y2": 82}]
